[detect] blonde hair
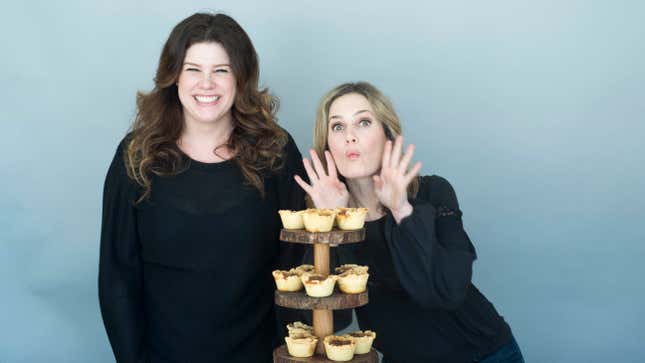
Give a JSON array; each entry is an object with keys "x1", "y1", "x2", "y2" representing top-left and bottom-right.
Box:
[{"x1": 312, "y1": 81, "x2": 419, "y2": 198}]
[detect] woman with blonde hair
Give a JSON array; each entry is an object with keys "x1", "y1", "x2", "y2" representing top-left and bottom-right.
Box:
[
  {"x1": 99, "y1": 13, "x2": 305, "y2": 362},
  {"x1": 295, "y1": 82, "x2": 524, "y2": 362}
]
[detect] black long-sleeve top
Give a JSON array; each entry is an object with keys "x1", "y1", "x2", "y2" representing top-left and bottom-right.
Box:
[
  {"x1": 99, "y1": 133, "x2": 306, "y2": 363},
  {"x1": 336, "y1": 175, "x2": 512, "y2": 363}
]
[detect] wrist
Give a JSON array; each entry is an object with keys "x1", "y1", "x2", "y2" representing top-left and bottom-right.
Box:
[{"x1": 390, "y1": 202, "x2": 413, "y2": 224}]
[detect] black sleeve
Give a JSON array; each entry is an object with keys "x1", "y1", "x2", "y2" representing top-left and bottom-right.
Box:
[
  {"x1": 98, "y1": 138, "x2": 146, "y2": 363},
  {"x1": 275, "y1": 132, "x2": 308, "y2": 270},
  {"x1": 383, "y1": 176, "x2": 477, "y2": 310}
]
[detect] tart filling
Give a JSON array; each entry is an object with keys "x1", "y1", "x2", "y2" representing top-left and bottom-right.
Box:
[
  {"x1": 335, "y1": 264, "x2": 369, "y2": 275},
  {"x1": 293, "y1": 264, "x2": 315, "y2": 275}
]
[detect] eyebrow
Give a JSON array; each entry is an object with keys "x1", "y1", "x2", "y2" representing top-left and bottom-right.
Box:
[
  {"x1": 183, "y1": 62, "x2": 231, "y2": 67},
  {"x1": 329, "y1": 109, "x2": 372, "y2": 120}
]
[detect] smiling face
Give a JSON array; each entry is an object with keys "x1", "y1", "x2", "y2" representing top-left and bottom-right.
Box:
[
  {"x1": 176, "y1": 42, "x2": 237, "y2": 128},
  {"x1": 326, "y1": 93, "x2": 388, "y2": 179}
]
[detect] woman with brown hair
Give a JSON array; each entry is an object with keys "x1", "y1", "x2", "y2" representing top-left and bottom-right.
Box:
[
  {"x1": 295, "y1": 82, "x2": 524, "y2": 362},
  {"x1": 99, "y1": 13, "x2": 305, "y2": 362}
]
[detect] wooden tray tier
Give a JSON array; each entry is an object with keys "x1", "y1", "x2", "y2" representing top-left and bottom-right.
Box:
[
  {"x1": 275, "y1": 289, "x2": 368, "y2": 310},
  {"x1": 280, "y1": 228, "x2": 365, "y2": 246},
  {"x1": 273, "y1": 345, "x2": 378, "y2": 363}
]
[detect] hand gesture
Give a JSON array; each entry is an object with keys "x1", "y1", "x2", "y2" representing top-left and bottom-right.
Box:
[
  {"x1": 373, "y1": 136, "x2": 422, "y2": 222},
  {"x1": 294, "y1": 149, "x2": 349, "y2": 209}
]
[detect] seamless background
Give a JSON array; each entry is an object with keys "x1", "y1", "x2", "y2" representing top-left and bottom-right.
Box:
[{"x1": 1, "y1": 1, "x2": 644, "y2": 362}]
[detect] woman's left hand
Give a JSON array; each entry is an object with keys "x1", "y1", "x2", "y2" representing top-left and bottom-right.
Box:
[{"x1": 374, "y1": 136, "x2": 422, "y2": 224}]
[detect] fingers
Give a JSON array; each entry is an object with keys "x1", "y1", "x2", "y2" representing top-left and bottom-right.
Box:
[
  {"x1": 310, "y1": 149, "x2": 328, "y2": 178},
  {"x1": 390, "y1": 135, "x2": 403, "y2": 167},
  {"x1": 302, "y1": 158, "x2": 319, "y2": 184},
  {"x1": 398, "y1": 143, "x2": 415, "y2": 173},
  {"x1": 324, "y1": 150, "x2": 338, "y2": 180},
  {"x1": 404, "y1": 161, "x2": 422, "y2": 185},
  {"x1": 294, "y1": 174, "x2": 314, "y2": 194}
]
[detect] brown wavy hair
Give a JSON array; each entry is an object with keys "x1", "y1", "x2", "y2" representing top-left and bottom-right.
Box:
[
  {"x1": 126, "y1": 13, "x2": 287, "y2": 201},
  {"x1": 313, "y1": 81, "x2": 419, "y2": 198}
]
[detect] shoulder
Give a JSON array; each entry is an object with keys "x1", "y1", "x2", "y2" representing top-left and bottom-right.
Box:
[
  {"x1": 116, "y1": 132, "x2": 133, "y2": 155},
  {"x1": 415, "y1": 175, "x2": 460, "y2": 210},
  {"x1": 281, "y1": 128, "x2": 299, "y2": 151},
  {"x1": 110, "y1": 133, "x2": 133, "y2": 168},
  {"x1": 105, "y1": 133, "x2": 136, "y2": 186},
  {"x1": 279, "y1": 128, "x2": 303, "y2": 162}
]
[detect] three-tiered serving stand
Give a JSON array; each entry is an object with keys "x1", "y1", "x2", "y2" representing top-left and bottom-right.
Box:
[{"x1": 272, "y1": 228, "x2": 378, "y2": 362}]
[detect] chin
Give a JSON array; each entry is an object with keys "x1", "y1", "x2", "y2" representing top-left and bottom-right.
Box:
[{"x1": 338, "y1": 166, "x2": 377, "y2": 180}]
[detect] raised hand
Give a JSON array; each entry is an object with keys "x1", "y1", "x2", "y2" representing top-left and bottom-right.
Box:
[
  {"x1": 373, "y1": 136, "x2": 422, "y2": 223},
  {"x1": 294, "y1": 149, "x2": 350, "y2": 209}
]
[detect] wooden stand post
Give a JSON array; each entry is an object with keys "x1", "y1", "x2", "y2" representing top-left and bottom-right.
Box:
[{"x1": 313, "y1": 243, "x2": 331, "y2": 354}]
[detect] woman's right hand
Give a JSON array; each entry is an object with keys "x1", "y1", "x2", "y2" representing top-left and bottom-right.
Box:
[{"x1": 294, "y1": 149, "x2": 349, "y2": 209}]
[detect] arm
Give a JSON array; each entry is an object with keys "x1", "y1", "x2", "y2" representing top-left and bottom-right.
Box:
[
  {"x1": 98, "y1": 139, "x2": 146, "y2": 363},
  {"x1": 275, "y1": 132, "x2": 308, "y2": 270},
  {"x1": 384, "y1": 176, "x2": 476, "y2": 310}
]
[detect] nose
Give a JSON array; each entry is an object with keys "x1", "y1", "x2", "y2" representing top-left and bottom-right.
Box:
[
  {"x1": 345, "y1": 133, "x2": 357, "y2": 144},
  {"x1": 198, "y1": 73, "x2": 216, "y2": 88}
]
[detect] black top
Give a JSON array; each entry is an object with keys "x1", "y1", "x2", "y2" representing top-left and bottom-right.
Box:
[
  {"x1": 99, "y1": 133, "x2": 306, "y2": 363},
  {"x1": 336, "y1": 175, "x2": 512, "y2": 363}
]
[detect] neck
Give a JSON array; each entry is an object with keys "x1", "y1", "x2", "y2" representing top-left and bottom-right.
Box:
[
  {"x1": 346, "y1": 176, "x2": 385, "y2": 221},
  {"x1": 179, "y1": 117, "x2": 234, "y2": 162}
]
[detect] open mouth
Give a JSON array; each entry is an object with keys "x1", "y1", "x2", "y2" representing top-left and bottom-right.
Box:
[{"x1": 194, "y1": 95, "x2": 221, "y2": 104}]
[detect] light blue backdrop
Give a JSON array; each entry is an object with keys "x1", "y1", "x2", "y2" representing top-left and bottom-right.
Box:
[{"x1": 1, "y1": 1, "x2": 644, "y2": 362}]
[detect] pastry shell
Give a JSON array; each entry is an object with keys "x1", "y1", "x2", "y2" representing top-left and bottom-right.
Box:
[
  {"x1": 300, "y1": 273, "x2": 338, "y2": 297},
  {"x1": 272, "y1": 270, "x2": 303, "y2": 292},
  {"x1": 285, "y1": 335, "x2": 318, "y2": 358},
  {"x1": 337, "y1": 271, "x2": 369, "y2": 294},
  {"x1": 335, "y1": 207, "x2": 368, "y2": 230},
  {"x1": 302, "y1": 209, "x2": 337, "y2": 232},
  {"x1": 278, "y1": 210, "x2": 305, "y2": 229},
  {"x1": 344, "y1": 330, "x2": 376, "y2": 354},
  {"x1": 323, "y1": 335, "x2": 356, "y2": 361}
]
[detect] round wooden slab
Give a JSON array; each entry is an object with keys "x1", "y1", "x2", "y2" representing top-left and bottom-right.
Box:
[
  {"x1": 275, "y1": 289, "x2": 369, "y2": 310},
  {"x1": 280, "y1": 228, "x2": 365, "y2": 246},
  {"x1": 273, "y1": 345, "x2": 379, "y2": 363}
]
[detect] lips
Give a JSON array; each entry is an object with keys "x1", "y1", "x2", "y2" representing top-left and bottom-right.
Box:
[{"x1": 345, "y1": 151, "x2": 360, "y2": 160}]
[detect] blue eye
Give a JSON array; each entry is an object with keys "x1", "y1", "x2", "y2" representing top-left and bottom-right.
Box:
[
  {"x1": 331, "y1": 123, "x2": 344, "y2": 132},
  {"x1": 359, "y1": 119, "x2": 371, "y2": 127}
]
